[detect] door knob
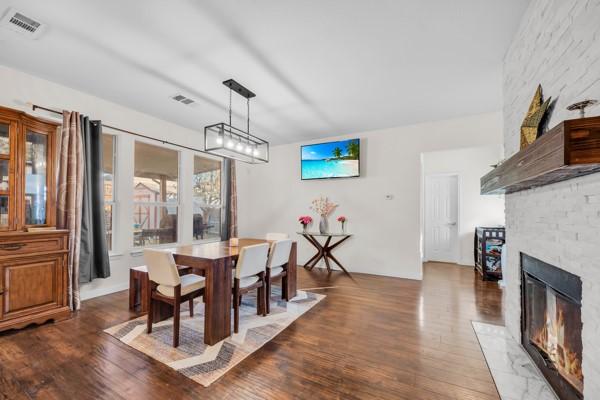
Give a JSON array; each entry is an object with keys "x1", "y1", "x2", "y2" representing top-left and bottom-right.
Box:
[{"x1": 447, "y1": 222, "x2": 457, "y2": 226}]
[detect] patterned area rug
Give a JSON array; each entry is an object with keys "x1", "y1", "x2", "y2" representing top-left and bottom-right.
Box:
[{"x1": 105, "y1": 287, "x2": 324, "y2": 387}]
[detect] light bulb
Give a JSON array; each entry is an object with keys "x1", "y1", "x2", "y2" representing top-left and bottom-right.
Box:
[
  {"x1": 253, "y1": 148, "x2": 259, "y2": 157},
  {"x1": 216, "y1": 136, "x2": 223, "y2": 145},
  {"x1": 245, "y1": 146, "x2": 252, "y2": 154},
  {"x1": 236, "y1": 142, "x2": 243, "y2": 151},
  {"x1": 226, "y1": 139, "x2": 234, "y2": 148}
]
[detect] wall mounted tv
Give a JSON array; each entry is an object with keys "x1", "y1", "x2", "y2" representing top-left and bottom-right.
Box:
[{"x1": 301, "y1": 138, "x2": 360, "y2": 180}]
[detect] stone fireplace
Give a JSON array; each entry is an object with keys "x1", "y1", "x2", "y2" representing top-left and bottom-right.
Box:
[
  {"x1": 502, "y1": 1, "x2": 600, "y2": 399},
  {"x1": 521, "y1": 254, "x2": 583, "y2": 399}
]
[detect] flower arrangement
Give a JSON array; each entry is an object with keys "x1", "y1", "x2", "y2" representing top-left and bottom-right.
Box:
[
  {"x1": 337, "y1": 216, "x2": 347, "y2": 233},
  {"x1": 298, "y1": 215, "x2": 313, "y2": 226},
  {"x1": 310, "y1": 196, "x2": 337, "y2": 217}
]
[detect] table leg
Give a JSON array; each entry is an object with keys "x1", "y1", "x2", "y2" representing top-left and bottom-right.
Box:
[
  {"x1": 203, "y1": 258, "x2": 232, "y2": 345},
  {"x1": 302, "y1": 234, "x2": 322, "y2": 269},
  {"x1": 327, "y1": 252, "x2": 352, "y2": 278},
  {"x1": 129, "y1": 269, "x2": 136, "y2": 310},
  {"x1": 283, "y1": 242, "x2": 297, "y2": 300}
]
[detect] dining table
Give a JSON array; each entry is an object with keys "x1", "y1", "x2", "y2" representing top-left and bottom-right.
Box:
[{"x1": 156, "y1": 238, "x2": 297, "y2": 345}]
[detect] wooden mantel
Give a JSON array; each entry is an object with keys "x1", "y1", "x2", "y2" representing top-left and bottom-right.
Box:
[{"x1": 481, "y1": 116, "x2": 600, "y2": 195}]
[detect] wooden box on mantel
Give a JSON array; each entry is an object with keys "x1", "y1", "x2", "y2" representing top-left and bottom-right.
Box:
[{"x1": 481, "y1": 116, "x2": 600, "y2": 195}]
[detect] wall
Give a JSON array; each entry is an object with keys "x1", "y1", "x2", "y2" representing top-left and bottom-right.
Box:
[
  {"x1": 237, "y1": 112, "x2": 503, "y2": 280},
  {"x1": 422, "y1": 146, "x2": 505, "y2": 266},
  {"x1": 0, "y1": 65, "x2": 221, "y2": 300},
  {"x1": 503, "y1": 1, "x2": 600, "y2": 398}
]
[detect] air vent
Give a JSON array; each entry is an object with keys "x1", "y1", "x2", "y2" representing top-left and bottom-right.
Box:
[
  {"x1": 171, "y1": 94, "x2": 196, "y2": 106},
  {"x1": 0, "y1": 8, "x2": 46, "y2": 39}
]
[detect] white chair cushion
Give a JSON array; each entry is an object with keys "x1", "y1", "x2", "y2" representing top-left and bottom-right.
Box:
[
  {"x1": 131, "y1": 265, "x2": 148, "y2": 272},
  {"x1": 270, "y1": 266, "x2": 284, "y2": 277},
  {"x1": 158, "y1": 274, "x2": 205, "y2": 297},
  {"x1": 235, "y1": 275, "x2": 259, "y2": 288}
]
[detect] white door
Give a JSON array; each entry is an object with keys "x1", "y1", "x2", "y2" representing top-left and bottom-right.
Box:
[{"x1": 425, "y1": 175, "x2": 459, "y2": 263}]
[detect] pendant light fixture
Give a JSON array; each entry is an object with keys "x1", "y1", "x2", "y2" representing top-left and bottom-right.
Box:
[{"x1": 204, "y1": 79, "x2": 269, "y2": 163}]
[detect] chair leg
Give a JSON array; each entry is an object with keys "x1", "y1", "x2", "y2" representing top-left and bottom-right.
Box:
[
  {"x1": 189, "y1": 298, "x2": 194, "y2": 317},
  {"x1": 265, "y1": 278, "x2": 271, "y2": 314},
  {"x1": 147, "y1": 297, "x2": 153, "y2": 334},
  {"x1": 173, "y1": 301, "x2": 180, "y2": 348},
  {"x1": 233, "y1": 292, "x2": 240, "y2": 334},
  {"x1": 239, "y1": 294, "x2": 242, "y2": 306}
]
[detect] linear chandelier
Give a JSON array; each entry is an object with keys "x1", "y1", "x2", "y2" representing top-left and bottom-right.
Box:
[{"x1": 204, "y1": 79, "x2": 269, "y2": 163}]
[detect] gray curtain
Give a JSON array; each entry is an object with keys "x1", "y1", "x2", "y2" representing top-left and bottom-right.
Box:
[
  {"x1": 79, "y1": 116, "x2": 111, "y2": 282},
  {"x1": 221, "y1": 159, "x2": 238, "y2": 240}
]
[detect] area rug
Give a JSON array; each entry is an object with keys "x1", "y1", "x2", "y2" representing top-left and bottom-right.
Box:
[{"x1": 105, "y1": 287, "x2": 324, "y2": 387}]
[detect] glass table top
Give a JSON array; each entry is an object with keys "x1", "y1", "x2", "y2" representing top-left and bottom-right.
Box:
[{"x1": 296, "y1": 232, "x2": 352, "y2": 237}]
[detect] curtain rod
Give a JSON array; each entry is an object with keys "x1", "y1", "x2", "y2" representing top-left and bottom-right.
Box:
[{"x1": 31, "y1": 104, "x2": 220, "y2": 158}]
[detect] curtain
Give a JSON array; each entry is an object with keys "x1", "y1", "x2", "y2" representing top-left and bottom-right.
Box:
[
  {"x1": 79, "y1": 117, "x2": 111, "y2": 283},
  {"x1": 57, "y1": 111, "x2": 84, "y2": 310},
  {"x1": 221, "y1": 159, "x2": 238, "y2": 240}
]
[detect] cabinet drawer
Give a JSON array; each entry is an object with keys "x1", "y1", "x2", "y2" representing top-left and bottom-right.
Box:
[{"x1": 0, "y1": 237, "x2": 65, "y2": 256}]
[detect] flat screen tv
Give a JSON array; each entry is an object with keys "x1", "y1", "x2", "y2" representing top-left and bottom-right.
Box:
[{"x1": 301, "y1": 138, "x2": 360, "y2": 180}]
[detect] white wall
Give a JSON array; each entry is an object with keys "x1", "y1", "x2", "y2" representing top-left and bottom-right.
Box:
[
  {"x1": 237, "y1": 112, "x2": 503, "y2": 280},
  {"x1": 422, "y1": 146, "x2": 505, "y2": 266},
  {"x1": 0, "y1": 65, "x2": 222, "y2": 300},
  {"x1": 503, "y1": 1, "x2": 600, "y2": 398}
]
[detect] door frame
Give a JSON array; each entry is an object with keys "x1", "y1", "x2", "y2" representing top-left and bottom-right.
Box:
[{"x1": 423, "y1": 172, "x2": 461, "y2": 264}]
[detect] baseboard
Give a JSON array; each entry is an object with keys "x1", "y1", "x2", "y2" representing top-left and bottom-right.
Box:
[{"x1": 80, "y1": 282, "x2": 129, "y2": 301}]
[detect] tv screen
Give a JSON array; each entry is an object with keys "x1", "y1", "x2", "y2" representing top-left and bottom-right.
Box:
[{"x1": 301, "y1": 138, "x2": 360, "y2": 180}]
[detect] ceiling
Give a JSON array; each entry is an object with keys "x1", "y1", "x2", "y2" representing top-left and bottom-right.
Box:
[{"x1": 0, "y1": 0, "x2": 529, "y2": 145}]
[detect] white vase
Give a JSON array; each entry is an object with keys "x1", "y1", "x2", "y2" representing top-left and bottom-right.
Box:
[{"x1": 319, "y1": 216, "x2": 329, "y2": 234}]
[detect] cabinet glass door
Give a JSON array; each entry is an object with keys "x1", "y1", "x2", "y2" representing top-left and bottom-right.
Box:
[
  {"x1": 25, "y1": 131, "x2": 48, "y2": 225},
  {"x1": 0, "y1": 123, "x2": 9, "y2": 155}
]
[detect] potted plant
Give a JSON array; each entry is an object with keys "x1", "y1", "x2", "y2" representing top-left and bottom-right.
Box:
[
  {"x1": 298, "y1": 215, "x2": 313, "y2": 233},
  {"x1": 310, "y1": 196, "x2": 337, "y2": 234}
]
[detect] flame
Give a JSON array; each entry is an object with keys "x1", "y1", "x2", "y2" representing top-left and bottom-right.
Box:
[{"x1": 531, "y1": 297, "x2": 583, "y2": 394}]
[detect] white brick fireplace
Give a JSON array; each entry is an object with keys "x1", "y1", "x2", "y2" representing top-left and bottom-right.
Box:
[{"x1": 503, "y1": 0, "x2": 600, "y2": 398}]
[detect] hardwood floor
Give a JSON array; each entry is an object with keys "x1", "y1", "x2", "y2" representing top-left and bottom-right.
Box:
[{"x1": 0, "y1": 262, "x2": 503, "y2": 400}]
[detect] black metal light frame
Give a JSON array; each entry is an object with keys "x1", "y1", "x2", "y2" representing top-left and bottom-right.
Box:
[{"x1": 204, "y1": 79, "x2": 269, "y2": 164}]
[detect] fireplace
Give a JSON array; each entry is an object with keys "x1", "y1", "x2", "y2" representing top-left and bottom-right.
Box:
[{"x1": 521, "y1": 253, "x2": 584, "y2": 399}]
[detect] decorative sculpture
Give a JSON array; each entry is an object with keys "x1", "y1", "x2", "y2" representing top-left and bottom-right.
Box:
[{"x1": 520, "y1": 85, "x2": 552, "y2": 150}]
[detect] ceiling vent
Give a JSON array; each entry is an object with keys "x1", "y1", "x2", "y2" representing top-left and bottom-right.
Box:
[
  {"x1": 171, "y1": 94, "x2": 196, "y2": 106},
  {"x1": 0, "y1": 8, "x2": 46, "y2": 39}
]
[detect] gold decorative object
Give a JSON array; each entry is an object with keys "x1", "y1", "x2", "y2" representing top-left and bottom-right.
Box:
[
  {"x1": 520, "y1": 85, "x2": 552, "y2": 150},
  {"x1": 567, "y1": 100, "x2": 598, "y2": 118}
]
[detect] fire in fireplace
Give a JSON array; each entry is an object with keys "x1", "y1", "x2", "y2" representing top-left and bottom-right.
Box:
[{"x1": 521, "y1": 254, "x2": 583, "y2": 400}]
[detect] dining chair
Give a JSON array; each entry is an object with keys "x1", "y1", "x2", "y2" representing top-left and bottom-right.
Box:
[
  {"x1": 265, "y1": 239, "x2": 293, "y2": 314},
  {"x1": 144, "y1": 249, "x2": 205, "y2": 347},
  {"x1": 233, "y1": 243, "x2": 269, "y2": 333},
  {"x1": 266, "y1": 232, "x2": 289, "y2": 241}
]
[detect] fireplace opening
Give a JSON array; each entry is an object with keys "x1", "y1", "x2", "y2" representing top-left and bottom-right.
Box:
[{"x1": 521, "y1": 254, "x2": 583, "y2": 400}]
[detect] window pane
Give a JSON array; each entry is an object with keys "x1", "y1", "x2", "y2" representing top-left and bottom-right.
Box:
[
  {"x1": 104, "y1": 204, "x2": 113, "y2": 251},
  {"x1": 133, "y1": 205, "x2": 177, "y2": 247},
  {"x1": 0, "y1": 123, "x2": 9, "y2": 155},
  {"x1": 25, "y1": 131, "x2": 47, "y2": 225},
  {"x1": 193, "y1": 156, "x2": 221, "y2": 240},
  {"x1": 0, "y1": 159, "x2": 9, "y2": 192},
  {"x1": 134, "y1": 142, "x2": 178, "y2": 203},
  {"x1": 0, "y1": 196, "x2": 8, "y2": 228},
  {"x1": 102, "y1": 134, "x2": 114, "y2": 202}
]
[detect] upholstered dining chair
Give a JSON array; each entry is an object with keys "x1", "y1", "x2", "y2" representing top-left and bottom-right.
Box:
[
  {"x1": 144, "y1": 249, "x2": 205, "y2": 347},
  {"x1": 265, "y1": 239, "x2": 293, "y2": 314},
  {"x1": 266, "y1": 232, "x2": 289, "y2": 241},
  {"x1": 233, "y1": 243, "x2": 269, "y2": 333}
]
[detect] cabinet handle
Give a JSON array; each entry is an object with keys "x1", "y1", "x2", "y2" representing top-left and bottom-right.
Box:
[{"x1": 0, "y1": 243, "x2": 24, "y2": 251}]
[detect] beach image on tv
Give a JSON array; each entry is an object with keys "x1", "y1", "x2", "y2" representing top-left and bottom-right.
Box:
[{"x1": 301, "y1": 139, "x2": 360, "y2": 179}]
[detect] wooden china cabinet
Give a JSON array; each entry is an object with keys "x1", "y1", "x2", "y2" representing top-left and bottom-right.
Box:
[{"x1": 0, "y1": 106, "x2": 70, "y2": 332}]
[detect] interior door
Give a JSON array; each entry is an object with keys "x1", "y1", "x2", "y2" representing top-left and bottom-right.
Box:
[{"x1": 425, "y1": 174, "x2": 459, "y2": 263}]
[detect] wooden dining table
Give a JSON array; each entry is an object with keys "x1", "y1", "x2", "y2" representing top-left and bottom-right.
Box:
[{"x1": 156, "y1": 238, "x2": 297, "y2": 345}]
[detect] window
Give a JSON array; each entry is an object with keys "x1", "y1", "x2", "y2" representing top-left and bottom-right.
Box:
[
  {"x1": 192, "y1": 155, "x2": 222, "y2": 241},
  {"x1": 133, "y1": 141, "x2": 179, "y2": 247},
  {"x1": 102, "y1": 134, "x2": 116, "y2": 251}
]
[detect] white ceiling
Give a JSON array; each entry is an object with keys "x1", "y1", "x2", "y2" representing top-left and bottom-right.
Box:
[{"x1": 0, "y1": 0, "x2": 529, "y2": 145}]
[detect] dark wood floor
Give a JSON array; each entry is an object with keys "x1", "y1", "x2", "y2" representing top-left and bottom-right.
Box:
[{"x1": 0, "y1": 262, "x2": 503, "y2": 400}]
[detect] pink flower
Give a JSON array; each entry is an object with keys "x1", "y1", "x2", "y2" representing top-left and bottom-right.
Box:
[
  {"x1": 298, "y1": 215, "x2": 313, "y2": 225},
  {"x1": 337, "y1": 216, "x2": 346, "y2": 223}
]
